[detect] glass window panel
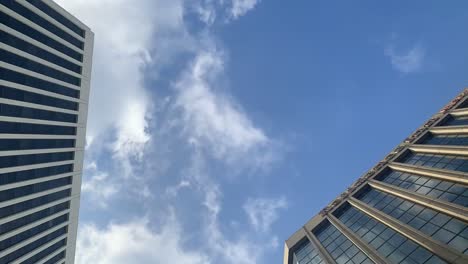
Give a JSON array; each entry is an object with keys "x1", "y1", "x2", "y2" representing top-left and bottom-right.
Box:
[
  {"x1": 377, "y1": 170, "x2": 468, "y2": 207},
  {"x1": 292, "y1": 240, "x2": 324, "y2": 264},
  {"x1": 399, "y1": 152, "x2": 468, "y2": 173},
  {"x1": 334, "y1": 203, "x2": 446, "y2": 263},
  {"x1": 313, "y1": 220, "x2": 374, "y2": 264},
  {"x1": 356, "y1": 188, "x2": 468, "y2": 255}
]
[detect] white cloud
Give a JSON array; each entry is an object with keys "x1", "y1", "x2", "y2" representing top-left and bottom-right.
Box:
[
  {"x1": 193, "y1": 0, "x2": 261, "y2": 24},
  {"x1": 385, "y1": 44, "x2": 425, "y2": 74},
  {"x1": 81, "y1": 161, "x2": 118, "y2": 208},
  {"x1": 174, "y1": 51, "x2": 276, "y2": 168},
  {"x1": 230, "y1": 0, "x2": 261, "y2": 19},
  {"x1": 165, "y1": 180, "x2": 191, "y2": 198},
  {"x1": 55, "y1": 0, "x2": 157, "y2": 155},
  {"x1": 76, "y1": 218, "x2": 208, "y2": 264},
  {"x1": 55, "y1": 1, "x2": 284, "y2": 263},
  {"x1": 243, "y1": 197, "x2": 287, "y2": 233}
]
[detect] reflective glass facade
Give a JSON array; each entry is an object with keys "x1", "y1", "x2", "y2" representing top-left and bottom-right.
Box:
[
  {"x1": 420, "y1": 134, "x2": 468, "y2": 146},
  {"x1": 0, "y1": 1, "x2": 92, "y2": 263},
  {"x1": 314, "y1": 221, "x2": 374, "y2": 264},
  {"x1": 335, "y1": 203, "x2": 446, "y2": 264},
  {"x1": 439, "y1": 115, "x2": 468, "y2": 126},
  {"x1": 292, "y1": 240, "x2": 324, "y2": 264},
  {"x1": 356, "y1": 188, "x2": 468, "y2": 255},
  {"x1": 376, "y1": 170, "x2": 468, "y2": 207},
  {"x1": 399, "y1": 152, "x2": 468, "y2": 173},
  {"x1": 285, "y1": 91, "x2": 468, "y2": 264}
]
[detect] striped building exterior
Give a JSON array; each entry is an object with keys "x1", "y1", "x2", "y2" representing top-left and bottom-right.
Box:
[
  {"x1": 284, "y1": 89, "x2": 468, "y2": 264},
  {"x1": 0, "y1": 0, "x2": 93, "y2": 263}
]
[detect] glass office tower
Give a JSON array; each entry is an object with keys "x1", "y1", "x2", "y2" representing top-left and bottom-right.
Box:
[
  {"x1": 284, "y1": 89, "x2": 468, "y2": 264},
  {"x1": 0, "y1": 1, "x2": 93, "y2": 263}
]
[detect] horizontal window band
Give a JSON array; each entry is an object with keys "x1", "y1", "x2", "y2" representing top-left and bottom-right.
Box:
[
  {"x1": 2, "y1": 0, "x2": 84, "y2": 49},
  {"x1": 0, "y1": 151, "x2": 74, "y2": 169},
  {"x1": 0, "y1": 10, "x2": 82, "y2": 61},
  {"x1": 0, "y1": 67, "x2": 79, "y2": 99},
  {"x1": 0, "y1": 85, "x2": 78, "y2": 111},
  {"x1": 0, "y1": 226, "x2": 68, "y2": 263},
  {"x1": 0, "y1": 121, "x2": 76, "y2": 135},
  {"x1": 41, "y1": 248, "x2": 66, "y2": 264},
  {"x1": 22, "y1": 236, "x2": 68, "y2": 264},
  {"x1": 0, "y1": 49, "x2": 81, "y2": 86},
  {"x1": 0, "y1": 213, "x2": 68, "y2": 251},
  {"x1": 0, "y1": 30, "x2": 82, "y2": 74},
  {"x1": 0, "y1": 188, "x2": 71, "y2": 220},
  {"x1": 0, "y1": 206, "x2": 69, "y2": 239},
  {"x1": 0, "y1": 138, "x2": 75, "y2": 152},
  {"x1": 0, "y1": 103, "x2": 77, "y2": 123},
  {"x1": 25, "y1": 0, "x2": 85, "y2": 37}
]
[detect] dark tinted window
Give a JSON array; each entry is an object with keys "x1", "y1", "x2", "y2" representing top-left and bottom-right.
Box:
[
  {"x1": 0, "y1": 103, "x2": 77, "y2": 123},
  {"x1": 313, "y1": 221, "x2": 374, "y2": 264},
  {"x1": 0, "y1": 177, "x2": 72, "y2": 203},
  {"x1": 0, "y1": 164, "x2": 73, "y2": 186},
  {"x1": 43, "y1": 250, "x2": 66, "y2": 264},
  {"x1": 399, "y1": 152, "x2": 468, "y2": 173},
  {"x1": 377, "y1": 170, "x2": 468, "y2": 207},
  {"x1": 0, "y1": 138, "x2": 75, "y2": 151},
  {"x1": 457, "y1": 99, "x2": 468, "y2": 109},
  {"x1": 0, "y1": 214, "x2": 68, "y2": 251},
  {"x1": 0, "y1": 11, "x2": 82, "y2": 61},
  {"x1": 292, "y1": 239, "x2": 324, "y2": 264},
  {"x1": 21, "y1": 238, "x2": 67, "y2": 264},
  {"x1": 0, "y1": 121, "x2": 76, "y2": 135},
  {"x1": 439, "y1": 116, "x2": 468, "y2": 126},
  {"x1": 0, "y1": 227, "x2": 67, "y2": 264},
  {"x1": 0, "y1": 189, "x2": 71, "y2": 219},
  {"x1": 0, "y1": 85, "x2": 79, "y2": 111},
  {"x1": 357, "y1": 188, "x2": 468, "y2": 254},
  {"x1": 1, "y1": 49, "x2": 81, "y2": 86},
  {"x1": 421, "y1": 134, "x2": 468, "y2": 146},
  {"x1": 0, "y1": 202, "x2": 69, "y2": 236},
  {"x1": 335, "y1": 203, "x2": 446, "y2": 263},
  {"x1": 26, "y1": 0, "x2": 85, "y2": 37},
  {"x1": 0, "y1": 151, "x2": 74, "y2": 169},
  {"x1": 0, "y1": 31, "x2": 82, "y2": 74},
  {"x1": 2, "y1": 0, "x2": 84, "y2": 49},
  {"x1": 0, "y1": 67, "x2": 80, "y2": 98}
]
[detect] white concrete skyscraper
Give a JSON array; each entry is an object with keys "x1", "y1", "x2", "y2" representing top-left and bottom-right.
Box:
[{"x1": 0, "y1": 0, "x2": 93, "y2": 263}]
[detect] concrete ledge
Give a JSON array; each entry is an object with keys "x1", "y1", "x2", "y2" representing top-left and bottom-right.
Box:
[{"x1": 409, "y1": 144, "x2": 468, "y2": 156}]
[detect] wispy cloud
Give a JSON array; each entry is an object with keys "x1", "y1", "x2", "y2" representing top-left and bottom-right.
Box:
[
  {"x1": 243, "y1": 197, "x2": 288, "y2": 233},
  {"x1": 230, "y1": 0, "x2": 261, "y2": 19},
  {"x1": 194, "y1": 0, "x2": 261, "y2": 24},
  {"x1": 174, "y1": 51, "x2": 276, "y2": 168},
  {"x1": 56, "y1": 0, "x2": 284, "y2": 263},
  {"x1": 76, "y1": 216, "x2": 208, "y2": 264},
  {"x1": 385, "y1": 44, "x2": 425, "y2": 74},
  {"x1": 81, "y1": 161, "x2": 118, "y2": 208}
]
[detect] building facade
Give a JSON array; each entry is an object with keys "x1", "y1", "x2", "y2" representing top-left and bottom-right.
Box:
[
  {"x1": 0, "y1": 1, "x2": 93, "y2": 263},
  {"x1": 284, "y1": 89, "x2": 468, "y2": 264}
]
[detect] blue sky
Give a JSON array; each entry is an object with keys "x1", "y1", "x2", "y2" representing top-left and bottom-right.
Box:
[{"x1": 57, "y1": 1, "x2": 467, "y2": 263}]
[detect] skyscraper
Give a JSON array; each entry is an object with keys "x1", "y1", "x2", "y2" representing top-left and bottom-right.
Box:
[
  {"x1": 284, "y1": 89, "x2": 468, "y2": 264},
  {"x1": 0, "y1": 1, "x2": 93, "y2": 263}
]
